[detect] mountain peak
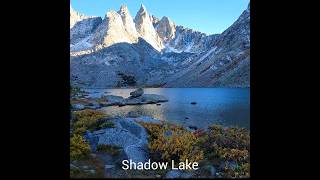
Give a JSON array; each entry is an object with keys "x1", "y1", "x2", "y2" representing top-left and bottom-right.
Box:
[
  {"x1": 106, "y1": 10, "x2": 120, "y2": 19},
  {"x1": 118, "y1": 4, "x2": 139, "y2": 42},
  {"x1": 160, "y1": 16, "x2": 172, "y2": 24},
  {"x1": 139, "y1": 4, "x2": 147, "y2": 12},
  {"x1": 134, "y1": 4, "x2": 164, "y2": 51},
  {"x1": 119, "y1": 4, "x2": 129, "y2": 14},
  {"x1": 156, "y1": 16, "x2": 176, "y2": 42},
  {"x1": 136, "y1": 4, "x2": 148, "y2": 18}
]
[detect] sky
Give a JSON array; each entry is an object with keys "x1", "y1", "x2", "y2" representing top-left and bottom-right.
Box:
[{"x1": 71, "y1": 0, "x2": 250, "y2": 35}]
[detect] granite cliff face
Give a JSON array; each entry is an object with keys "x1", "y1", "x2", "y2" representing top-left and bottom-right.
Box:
[{"x1": 70, "y1": 3, "x2": 250, "y2": 88}]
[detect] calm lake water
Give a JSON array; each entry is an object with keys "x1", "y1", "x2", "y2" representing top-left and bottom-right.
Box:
[{"x1": 84, "y1": 88, "x2": 250, "y2": 129}]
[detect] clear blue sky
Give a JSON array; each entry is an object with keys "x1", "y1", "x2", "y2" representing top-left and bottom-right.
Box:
[{"x1": 71, "y1": 0, "x2": 250, "y2": 35}]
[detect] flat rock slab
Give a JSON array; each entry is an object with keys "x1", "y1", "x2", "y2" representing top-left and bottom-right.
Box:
[{"x1": 85, "y1": 117, "x2": 161, "y2": 163}]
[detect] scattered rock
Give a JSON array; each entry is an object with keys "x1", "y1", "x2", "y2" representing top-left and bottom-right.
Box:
[
  {"x1": 72, "y1": 104, "x2": 85, "y2": 110},
  {"x1": 129, "y1": 88, "x2": 144, "y2": 98}
]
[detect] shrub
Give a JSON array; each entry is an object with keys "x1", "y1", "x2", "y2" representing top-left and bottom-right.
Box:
[
  {"x1": 96, "y1": 144, "x2": 121, "y2": 156},
  {"x1": 70, "y1": 134, "x2": 91, "y2": 161},
  {"x1": 139, "y1": 122, "x2": 204, "y2": 164},
  {"x1": 72, "y1": 109, "x2": 106, "y2": 133},
  {"x1": 72, "y1": 126, "x2": 87, "y2": 135},
  {"x1": 223, "y1": 162, "x2": 250, "y2": 178},
  {"x1": 98, "y1": 121, "x2": 115, "y2": 129},
  {"x1": 198, "y1": 125, "x2": 250, "y2": 178}
]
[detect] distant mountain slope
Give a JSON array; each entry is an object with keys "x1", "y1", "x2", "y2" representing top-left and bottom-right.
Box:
[{"x1": 164, "y1": 4, "x2": 250, "y2": 87}]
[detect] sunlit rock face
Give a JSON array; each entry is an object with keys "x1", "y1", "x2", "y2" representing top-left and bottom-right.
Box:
[
  {"x1": 155, "y1": 16, "x2": 176, "y2": 43},
  {"x1": 118, "y1": 5, "x2": 140, "y2": 42},
  {"x1": 134, "y1": 5, "x2": 164, "y2": 51},
  {"x1": 90, "y1": 10, "x2": 135, "y2": 47}
]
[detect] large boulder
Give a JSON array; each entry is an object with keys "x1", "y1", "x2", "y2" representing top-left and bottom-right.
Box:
[
  {"x1": 85, "y1": 117, "x2": 161, "y2": 163},
  {"x1": 129, "y1": 88, "x2": 144, "y2": 98}
]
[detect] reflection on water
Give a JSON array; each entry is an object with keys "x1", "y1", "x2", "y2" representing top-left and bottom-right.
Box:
[{"x1": 85, "y1": 88, "x2": 250, "y2": 129}]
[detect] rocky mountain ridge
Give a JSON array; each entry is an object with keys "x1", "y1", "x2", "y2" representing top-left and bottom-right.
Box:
[{"x1": 70, "y1": 3, "x2": 250, "y2": 88}]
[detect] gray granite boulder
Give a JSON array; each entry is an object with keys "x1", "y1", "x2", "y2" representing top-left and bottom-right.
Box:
[
  {"x1": 129, "y1": 88, "x2": 144, "y2": 98},
  {"x1": 85, "y1": 117, "x2": 161, "y2": 163}
]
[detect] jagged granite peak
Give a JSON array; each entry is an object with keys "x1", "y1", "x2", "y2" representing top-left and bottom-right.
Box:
[
  {"x1": 165, "y1": 25, "x2": 213, "y2": 53},
  {"x1": 118, "y1": 5, "x2": 139, "y2": 42},
  {"x1": 89, "y1": 10, "x2": 134, "y2": 47},
  {"x1": 134, "y1": 4, "x2": 164, "y2": 51},
  {"x1": 156, "y1": 16, "x2": 176, "y2": 42}
]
